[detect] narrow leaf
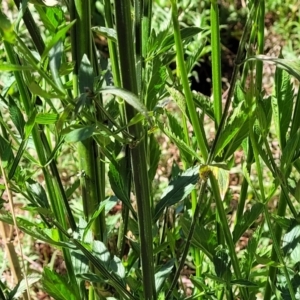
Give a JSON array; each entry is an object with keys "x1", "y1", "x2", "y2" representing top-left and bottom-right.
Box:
[
  {"x1": 98, "y1": 86, "x2": 148, "y2": 116},
  {"x1": 64, "y1": 125, "x2": 96, "y2": 143},
  {"x1": 232, "y1": 203, "x2": 264, "y2": 244}
]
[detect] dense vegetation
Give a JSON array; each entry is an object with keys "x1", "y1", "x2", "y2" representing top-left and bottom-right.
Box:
[{"x1": 1, "y1": 0, "x2": 300, "y2": 299}]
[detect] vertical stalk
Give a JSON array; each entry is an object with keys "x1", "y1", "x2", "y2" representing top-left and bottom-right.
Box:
[
  {"x1": 210, "y1": 0, "x2": 222, "y2": 127},
  {"x1": 170, "y1": 0, "x2": 208, "y2": 160},
  {"x1": 114, "y1": 1, "x2": 156, "y2": 299},
  {"x1": 70, "y1": 0, "x2": 106, "y2": 241}
]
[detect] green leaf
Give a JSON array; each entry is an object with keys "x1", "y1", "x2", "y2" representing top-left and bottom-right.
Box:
[
  {"x1": 28, "y1": 81, "x2": 58, "y2": 98},
  {"x1": 0, "y1": 211, "x2": 75, "y2": 249},
  {"x1": 36, "y1": 5, "x2": 64, "y2": 32},
  {"x1": 230, "y1": 279, "x2": 258, "y2": 287},
  {"x1": 273, "y1": 67, "x2": 294, "y2": 147},
  {"x1": 98, "y1": 86, "x2": 148, "y2": 117},
  {"x1": 209, "y1": 165, "x2": 229, "y2": 199},
  {"x1": 249, "y1": 55, "x2": 300, "y2": 82},
  {"x1": 213, "y1": 246, "x2": 231, "y2": 281},
  {"x1": 159, "y1": 124, "x2": 200, "y2": 164},
  {"x1": 165, "y1": 86, "x2": 188, "y2": 120},
  {"x1": 92, "y1": 26, "x2": 117, "y2": 43},
  {"x1": 180, "y1": 216, "x2": 217, "y2": 260},
  {"x1": 145, "y1": 58, "x2": 168, "y2": 110},
  {"x1": 154, "y1": 166, "x2": 199, "y2": 221},
  {"x1": 64, "y1": 125, "x2": 96, "y2": 143},
  {"x1": 8, "y1": 96, "x2": 25, "y2": 137},
  {"x1": 159, "y1": 27, "x2": 201, "y2": 55},
  {"x1": 42, "y1": 20, "x2": 76, "y2": 60},
  {"x1": 282, "y1": 220, "x2": 300, "y2": 258},
  {"x1": 0, "y1": 11, "x2": 15, "y2": 43},
  {"x1": 155, "y1": 259, "x2": 175, "y2": 293},
  {"x1": 83, "y1": 199, "x2": 110, "y2": 239},
  {"x1": 232, "y1": 203, "x2": 264, "y2": 244},
  {"x1": 281, "y1": 130, "x2": 300, "y2": 174},
  {"x1": 42, "y1": 268, "x2": 77, "y2": 300},
  {"x1": 148, "y1": 135, "x2": 161, "y2": 184},
  {"x1": 24, "y1": 110, "x2": 37, "y2": 139},
  {"x1": 35, "y1": 113, "x2": 59, "y2": 124},
  {"x1": 26, "y1": 179, "x2": 50, "y2": 208},
  {"x1": 108, "y1": 159, "x2": 135, "y2": 216},
  {"x1": 193, "y1": 92, "x2": 214, "y2": 120},
  {"x1": 78, "y1": 54, "x2": 94, "y2": 93},
  {"x1": 214, "y1": 101, "x2": 251, "y2": 158},
  {"x1": 9, "y1": 275, "x2": 41, "y2": 300},
  {"x1": 0, "y1": 64, "x2": 33, "y2": 71},
  {"x1": 0, "y1": 135, "x2": 13, "y2": 168}
]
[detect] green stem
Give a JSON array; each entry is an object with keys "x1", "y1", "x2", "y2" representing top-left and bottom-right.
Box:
[
  {"x1": 171, "y1": 0, "x2": 208, "y2": 160},
  {"x1": 210, "y1": 0, "x2": 222, "y2": 127},
  {"x1": 114, "y1": 1, "x2": 156, "y2": 299}
]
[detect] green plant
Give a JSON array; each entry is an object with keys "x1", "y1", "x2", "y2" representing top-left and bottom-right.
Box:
[{"x1": 1, "y1": 0, "x2": 300, "y2": 299}]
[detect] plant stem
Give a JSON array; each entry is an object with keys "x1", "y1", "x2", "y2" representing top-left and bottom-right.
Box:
[
  {"x1": 170, "y1": 0, "x2": 208, "y2": 160},
  {"x1": 210, "y1": 0, "x2": 222, "y2": 127},
  {"x1": 114, "y1": 1, "x2": 156, "y2": 299}
]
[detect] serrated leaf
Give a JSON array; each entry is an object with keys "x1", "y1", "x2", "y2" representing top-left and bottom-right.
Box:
[
  {"x1": 166, "y1": 86, "x2": 188, "y2": 119},
  {"x1": 193, "y1": 91, "x2": 214, "y2": 120},
  {"x1": 233, "y1": 203, "x2": 264, "y2": 243},
  {"x1": 155, "y1": 259, "x2": 175, "y2": 293},
  {"x1": 35, "y1": 113, "x2": 59, "y2": 124},
  {"x1": 64, "y1": 125, "x2": 96, "y2": 143},
  {"x1": 42, "y1": 268, "x2": 77, "y2": 300},
  {"x1": 166, "y1": 111, "x2": 185, "y2": 140},
  {"x1": 154, "y1": 166, "x2": 199, "y2": 221},
  {"x1": 282, "y1": 220, "x2": 300, "y2": 257},
  {"x1": 92, "y1": 26, "x2": 117, "y2": 42},
  {"x1": 145, "y1": 58, "x2": 168, "y2": 110},
  {"x1": 9, "y1": 275, "x2": 41, "y2": 299},
  {"x1": 158, "y1": 121, "x2": 201, "y2": 164}
]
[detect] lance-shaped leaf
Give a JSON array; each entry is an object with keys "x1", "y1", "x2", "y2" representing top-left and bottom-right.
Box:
[
  {"x1": 97, "y1": 86, "x2": 148, "y2": 117},
  {"x1": 154, "y1": 165, "x2": 199, "y2": 221}
]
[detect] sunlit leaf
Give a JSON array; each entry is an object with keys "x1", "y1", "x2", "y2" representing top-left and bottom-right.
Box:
[{"x1": 154, "y1": 166, "x2": 199, "y2": 221}]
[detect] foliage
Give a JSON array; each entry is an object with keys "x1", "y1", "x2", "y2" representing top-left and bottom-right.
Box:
[{"x1": 0, "y1": 0, "x2": 300, "y2": 300}]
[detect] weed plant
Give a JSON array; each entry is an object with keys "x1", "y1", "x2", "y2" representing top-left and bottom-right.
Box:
[{"x1": 1, "y1": 0, "x2": 300, "y2": 299}]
